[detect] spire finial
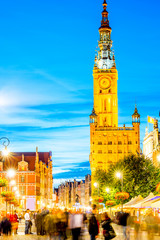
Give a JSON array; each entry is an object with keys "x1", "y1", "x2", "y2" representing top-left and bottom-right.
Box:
[{"x1": 99, "y1": 0, "x2": 110, "y2": 30}]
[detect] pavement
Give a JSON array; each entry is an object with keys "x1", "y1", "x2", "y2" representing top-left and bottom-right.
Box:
[{"x1": 0, "y1": 220, "x2": 160, "y2": 239}]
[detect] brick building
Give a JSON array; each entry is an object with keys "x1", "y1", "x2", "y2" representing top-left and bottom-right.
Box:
[{"x1": 0, "y1": 147, "x2": 53, "y2": 211}]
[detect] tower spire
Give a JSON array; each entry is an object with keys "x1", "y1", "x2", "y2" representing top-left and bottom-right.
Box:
[{"x1": 100, "y1": 0, "x2": 111, "y2": 30}]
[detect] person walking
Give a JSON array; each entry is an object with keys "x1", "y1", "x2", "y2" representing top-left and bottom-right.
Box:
[
  {"x1": 88, "y1": 204, "x2": 99, "y2": 240},
  {"x1": 13, "y1": 210, "x2": 19, "y2": 234},
  {"x1": 24, "y1": 209, "x2": 30, "y2": 234},
  {"x1": 102, "y1": 212, "x2": 116, "y2": 240},
  {"x1": 35, "y1": 209, "x2": 42, "y2": 235}
]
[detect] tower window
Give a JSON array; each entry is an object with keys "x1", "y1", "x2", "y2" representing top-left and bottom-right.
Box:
[
  {"x1": 118, "y1": 150, "x2": 122, "y2": 153},
  {"x1": 98, "y1": 141, "x2": 102, "y2": 145},
  {"x1": 108, "y1": 150, "x2": 112, "y2": 154},
  {"x1": 100, "y1": 90, "x2": 102, "y2": 93},
  {"x1": 21, "y1": 176, "x2": 25, "y2": 183},
  {"x1": 108, "y1": 141, "x2": 112, "y2": 145},
  {"x1": 128, "y1": 141, "x2": 132, "y2": 145},
  {"x1": 118, "y1": 141, "x2": 122, "y2": 145},
  {"x1": 98, "y1": 150, "x2": 102, "y2": 154}
]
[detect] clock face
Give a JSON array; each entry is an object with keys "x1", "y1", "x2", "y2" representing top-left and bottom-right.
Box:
[{"x1": 99, "y1": 77, "x2": 111, "y2": 89}]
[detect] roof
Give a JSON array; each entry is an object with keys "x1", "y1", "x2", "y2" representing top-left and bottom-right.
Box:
[{"x1": 1, "y1": 151, "x2": 52, "y2": 171}]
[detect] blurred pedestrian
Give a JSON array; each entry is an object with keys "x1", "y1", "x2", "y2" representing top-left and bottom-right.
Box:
[
  {"x1": 102, "y1": 212, "x2": 116, "y2": 240},
  {"x1": 35, "y1": 209, "x2": 42, "y2": 235},
  {"x1": 145, "y1": 211, "x2": 156, "y2": 240},
  {"x1": 24, "y1": 209, "x2": 30, "y2": 234},
  {"x1": 12, "y1": 210, "x2": 19, "y2": 234},
  {"x1": 1, "y1": 216, "x2": 11, "y2": 236},
  {"x1": 88, "y1": 204, "x2": 99, "y2": 240},
  {"x1": 69, "y1": 210, "x2": 83, "y2": 240}
]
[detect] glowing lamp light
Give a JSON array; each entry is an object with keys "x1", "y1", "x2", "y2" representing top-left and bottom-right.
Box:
[
  {"x1": 157, "y1": 155, "x2": 160, "y2": 162},
  {"x1": 94, "y1": 182, "x2": 98, "y2": 188},
  {"x1": 7, "y1": 169, "x2": 16, "y2": 178},
  {"x1": 13, "y1": 186, "x2": 17, "y2": 191},
  {"x1": 2, "y1": 147, "x2": 9, "y2": 157},
  {"x1": 22, "y1": 196, "x2": 25, "y2": 199},
  {"x1": 106, "y1": 187, "x2": 110, "y2": 193},
  {"x1": 10, "y1": 180, "x2": 16, "y2": 186},
  {"x1": 116, "y1": 172, "x2": 122, "y2": 179}
]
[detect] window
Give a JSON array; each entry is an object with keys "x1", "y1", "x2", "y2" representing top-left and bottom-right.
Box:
[
  {"x1": 20, "y1": 186, "x2": 25, "y2": 195},
  {"x1": 98, "y1": 150, "x2": 102, "y2": 154},
  {"x1": 118, "y1": 141, "x2": 122, "y2": 145},
  {"x1": 108, "y1": 141, "x2": 112, "y2": 145},
  {"x1": 21, "y1": 176, "x2": 25, "y2": 182},
  {"x1": 108, "y1": 150, "x2": 112, "y2": 154},
  {"x1": 128, "y1": 141, "x2": 132, "y2": 145},
  {"x1": 98, "y1": 141, "x2": 102, "y2": 145},
  {"x1": 118, "y1": 150, "x2": 122, "y2": 153}
]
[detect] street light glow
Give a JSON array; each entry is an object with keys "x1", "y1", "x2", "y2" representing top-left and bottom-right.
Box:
[
  {"x1": 2, "y1": 147, "x2": 10, "y2": 157},
  {"x1": 7, "y1": 169, "x2": 16, "y2": 178},
  {"x1": 94, "y1": 182, "x2": 98, "y2": 188},
  {"x1": 116, "y1": 172, "x2": 122, "y2": 179},
  {"x1": 10, "y1": 180, "x2": 16, "y2": 186},
  {"x1": 157, "y1": 155, "x2": 160, "y2": 162},
  {"x1": 106, "y1": 187, "x2": 110, "y2": 193},
  {"x1": 13, "y1": 186, "x2": 17, "y2": 191}
]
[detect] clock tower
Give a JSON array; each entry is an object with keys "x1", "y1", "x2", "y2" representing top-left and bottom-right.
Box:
[
  {"x1": 89, "y1": 0, "x2": 140, "y2": 189},
  {"x1": 93, "y1": 0, "x2": 118, "y2": 128}
]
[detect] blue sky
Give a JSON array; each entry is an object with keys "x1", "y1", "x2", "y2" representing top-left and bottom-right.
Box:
[{"x1": 0, "y1": 0, "x2": 160, "y2": 187}]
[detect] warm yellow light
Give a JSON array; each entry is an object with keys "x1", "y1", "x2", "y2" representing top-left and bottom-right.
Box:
[
  {"x1": 94, "y1": 182, "x2": 98, "y2": 188},
  {"x1": 13, "y1": 186, "x2": 17, "y2": 191},
  {"x1": 2, "y1": 147, "x2": 10, "y2": 157},
  {"x1": 116, "y1": 172, "x2": 122, "y2": 179},
  {"x1": 106, "y1": 187, "x2": 110, "y2": 193},
  {"x1": 157, "y1": 155, "x2": 160, "y2": 162},
  {"x1": 15, "y1": 191, "x2": 19, "y2": 195},
  {"x1": 7, "y1": 169, "x2": 16, "y2": 178},
  {"x1": 22, "y1": 196, "x2": 25, "y2": 199},
  {"x1": 10, "y1": 180, "x2": 16, "y2": 186}
]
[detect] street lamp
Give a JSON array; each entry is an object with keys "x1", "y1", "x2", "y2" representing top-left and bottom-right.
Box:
[
  {"x1": 10, "y1": 180, "x2": 16, "y2": 186},
  {"x1": 94, "y1": 182, "x2": 99, "y2": 196},
  {"x1": 106, "y1": 187, "x2": 110, "y2": 193},
  {"x1": 157, "y1": 155, "x2": 160, "y2": 162},
  {"x1": 0, "y1": 137, "x2": 10, "y2": 158},
  {"x1": 116, "y1": 171, "x2": 124, "y2": 212},
  {"x1": 116, "y1": 171, "x2": 123, "y2": 192},
  {"x1": 7, "y1": 169, "x2": 16, "y2": 178}
]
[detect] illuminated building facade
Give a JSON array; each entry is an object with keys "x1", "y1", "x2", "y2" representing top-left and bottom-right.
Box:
[
  {"x1": 58, "y1": 174, "x2": 91, "y2": 209},
  {"x1": 143, "y1": 118, "x2": 160, "y2": 166},
  {"x1": 89, "y1": 1, "x2": 140, "y2": 186},
  {"x1": 0, "y1": 147, "x2": 53, "y2": 211}
]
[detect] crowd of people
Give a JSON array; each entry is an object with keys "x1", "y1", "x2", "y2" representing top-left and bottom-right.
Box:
[{"x1": 0, "y1": 205, "x2": 160, "y2": 239}]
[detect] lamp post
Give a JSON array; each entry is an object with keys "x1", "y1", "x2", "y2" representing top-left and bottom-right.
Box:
[
  {"x1": 116, "y1": 172, "x2": 124, "y2": 212},
  {"x1": 157, "y1": 155, "x2": 160, "y2": 163},
  {"x1": 94, "y1": 182, "x2": 99, "y2": 212},
  {"x1": 94, "y1": 182, "x2": 99, "y2": 197},
  {"x1": 6, "y1": 169, "x2": 16, "y2": 214},
  {"x1": 116, "y1": 172, "x2": 123, "y2": 192},
  {"x1": 106, "y1": 187, "x2": 112, "y2": 215}
]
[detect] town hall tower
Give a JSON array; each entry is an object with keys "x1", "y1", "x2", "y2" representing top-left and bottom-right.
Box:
[{"x1": 89, "y1": 0, "x2": 140, "y2": 186}]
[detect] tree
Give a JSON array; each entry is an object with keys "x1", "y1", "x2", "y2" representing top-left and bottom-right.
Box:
[{"x1": 93, "y1": 154, "x2": 160, "y2": 201}]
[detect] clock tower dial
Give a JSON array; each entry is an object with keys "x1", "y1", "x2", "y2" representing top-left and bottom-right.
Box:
[{"x1": 99, "y1": 77, "x2": 111, "y2": 89}]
